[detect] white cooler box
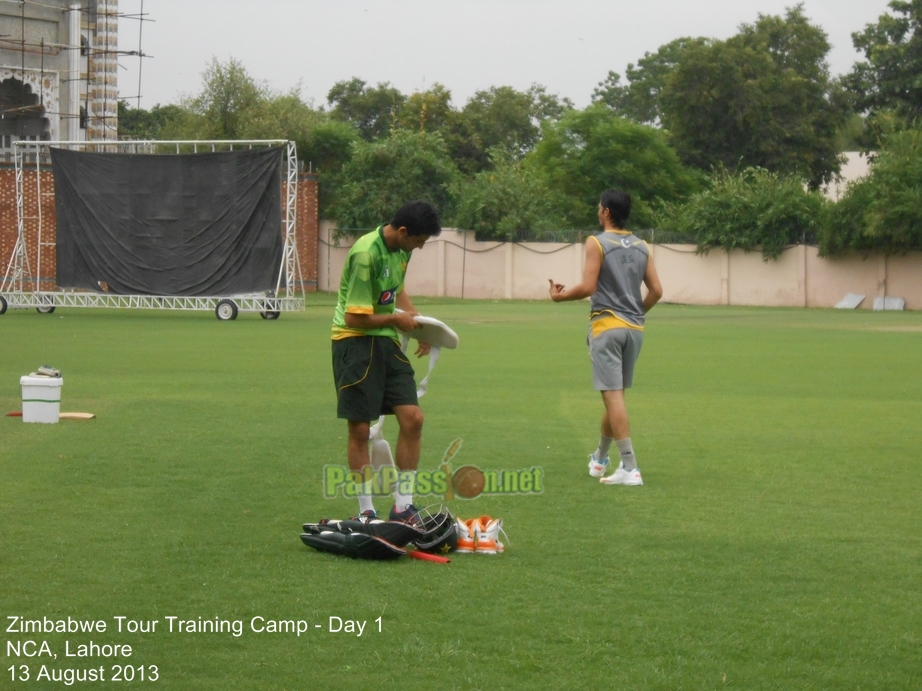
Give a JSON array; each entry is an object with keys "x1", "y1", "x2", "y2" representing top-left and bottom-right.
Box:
[{"x1": 20, "y1": 375, "x2": 64, "y2": 423}]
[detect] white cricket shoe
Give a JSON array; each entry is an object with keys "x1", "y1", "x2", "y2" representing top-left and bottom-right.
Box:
[
  {"x1": 474, "y1": 516, "x2": 506, "y2": 555},
  {"x1": 588, "y1": 454, "x2": 610, "y2": 478},
  {"x1": 455, "y1": 517, "x2": 476, "y2": 553},
  {"x1": 600, "y1": 466, "x2": 643, "y2": 486}
]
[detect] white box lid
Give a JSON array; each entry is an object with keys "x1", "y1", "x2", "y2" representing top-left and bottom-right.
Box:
[{"x1": 20, "y1": 376, "x2": 64, "y2": 387}]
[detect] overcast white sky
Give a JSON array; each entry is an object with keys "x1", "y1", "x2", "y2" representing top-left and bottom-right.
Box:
[{"x1": 116, "y1": 0, "x2": 891, "y2": 110}]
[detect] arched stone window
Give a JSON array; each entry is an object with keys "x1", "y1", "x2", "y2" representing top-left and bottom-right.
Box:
[{"x1": 0, "y1": 77, "x2": 51, "y2": 160}]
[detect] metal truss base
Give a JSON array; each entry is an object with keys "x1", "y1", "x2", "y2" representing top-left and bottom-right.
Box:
[{"x1": 0, "y1": 291, "x2": 304, "y2": 319}]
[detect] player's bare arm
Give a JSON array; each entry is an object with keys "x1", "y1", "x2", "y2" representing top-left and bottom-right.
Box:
[
  {"x1": 396, "y1": 290, "x2": 431, "y2": 357},
  {"x1": 642, "y1": 255, "x2": 664, "y2": 313},
  {"x1": 395, "y1": 289, "x2": 419, "y2": 316},
  {"x1": 344, "y1": 310, "x2": 419, "y2": 332},
  {"x1": 548, "y1": 239, "x2": 603, "y2": 302}
]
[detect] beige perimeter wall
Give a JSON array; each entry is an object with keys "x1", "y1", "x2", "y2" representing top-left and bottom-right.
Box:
[{"x1": 319, "y1": 223, "x2": 922, "y2": 310}]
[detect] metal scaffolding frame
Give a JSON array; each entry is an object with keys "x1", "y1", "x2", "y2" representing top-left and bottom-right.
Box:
[{"x1": 0, "y1": 139, "x2": 304, "y2": 320}]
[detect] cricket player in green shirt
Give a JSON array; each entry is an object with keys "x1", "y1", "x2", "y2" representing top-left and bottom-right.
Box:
[{"x1": 331, "y1": 200, "x2": 442, "y2": 523}]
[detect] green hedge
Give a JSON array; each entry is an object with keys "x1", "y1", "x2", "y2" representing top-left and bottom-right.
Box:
[{"x1": 654, "y1": 168, "x2": 826, "y2": 260}]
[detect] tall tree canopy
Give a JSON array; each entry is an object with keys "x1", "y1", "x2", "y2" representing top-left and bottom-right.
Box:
[
  {"x1": 529, "y1": 105, "x2": 700, "y2": 230},
  {"x1": 659, "y1": 6, "x2": 849, "y2": 188},
  {"x1": 453, "y1": 85, "x2": 572, "y2": 173},
  {"x1": 592, "y1": 38, "x2": 708, "y2": 125},
  {"x1": 397, "y1": 83, "x2": 457, "y2": 134},
  {"x1": 325, "y1": 79, "x2": 572, "y2": 174},
  {"x1": 327, "y1": 78, "x2": 407, "y2": 141},
  {"x1": 846, "y1": 1, "x2": 922, "y2": 142},
  {"x1": 452, "y1": 147, "x2": 562, "y2": 240},
  {"x1": 185, "y1": 57, "x2": 268, "y2": 140},
  {"x1": 327, "y1": 130, "x2": 460, "y2": 231},
  {"x1": 117, "y1": 101, "x2": 191, "y2": 139}
]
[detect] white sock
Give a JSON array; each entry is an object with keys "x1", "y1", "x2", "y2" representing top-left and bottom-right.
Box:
[
  {"x1": 357, "y1": 495, "x2": 375, "y2": 515},
  {"x1": 356, "y1": 478, "x2": 375, "y2": 515},
  {"x1": 616, "y1": 438, "x2": 637, "y2": 472},
  {"x1": 595, "y1": 435, "x2": 614, "y2": 462},
  {"x1": 394, "y1": 471, "x2": 416, "y2": 511}
]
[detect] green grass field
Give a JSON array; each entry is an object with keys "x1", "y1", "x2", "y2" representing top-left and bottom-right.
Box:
[{"x1": 1, "y1": 297, "x2": 920, "y2": 690}]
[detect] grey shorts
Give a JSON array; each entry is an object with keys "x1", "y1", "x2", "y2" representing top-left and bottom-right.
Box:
[{"x1": 588, "y1": 327, "x2": 644, "y2": 391}]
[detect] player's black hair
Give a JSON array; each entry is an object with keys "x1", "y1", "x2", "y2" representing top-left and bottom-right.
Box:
[
  {"x1": 600, "y1": 189, "x2": 631, "y2": 229},
  {"x1": 391, "y1": 200, "x2": 442, "y2": 237}
]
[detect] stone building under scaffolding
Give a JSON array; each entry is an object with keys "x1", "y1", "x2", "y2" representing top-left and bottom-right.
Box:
[{"x1": 0, "y1": 0, "x2": 118, "y2": 159}]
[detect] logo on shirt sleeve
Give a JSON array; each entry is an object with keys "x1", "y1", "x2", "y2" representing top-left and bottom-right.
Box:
[{"x1": 378, "y1": 287, "x2": 398, "y2": 305}]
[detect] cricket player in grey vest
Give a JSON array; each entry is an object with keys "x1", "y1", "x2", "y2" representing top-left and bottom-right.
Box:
[{"x1": 548, "y1": 189, "x2": 663, "y2": 485}]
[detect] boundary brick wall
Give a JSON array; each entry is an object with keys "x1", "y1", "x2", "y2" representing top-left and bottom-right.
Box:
[
  {"x1": 0, "y1": 169, "x2": 57, "y2": 289},
  {"x1": 295, "y1": 174, "x2": 319, "y2": 292}
]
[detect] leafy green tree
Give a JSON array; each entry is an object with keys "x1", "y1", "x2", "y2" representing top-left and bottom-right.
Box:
[
  {"x1": 232, "y1": 90, "x2": 358, "y2": 217},
  {"x1": 393, "y1": 84, "x2": 475, "y2": 173},
  {"x1": 452, "y1": 147, "x2": 564, "y2": 240},
  {"x1": 454, "y1": 85, "x2": 572, "y2": 173},
  {"x1": 328, "y1": 130, "x2": 460, "y2": 232},
  {"x1": 836, "y1": 113, "x2": 867, "y2": 152},
  {"x1": 592, "y1": 72, "x2": 628, "y2": 116},
  {"x1": 655, "y1": 167, "x2": 828, "y2": 260},
  {"x1": 529, "y1": 105, "x2": 700, "y2": 230},
  {"x1": 295, "y1": 118, "x2": 357, "y2": 173},
  {"x1": 117, "y1": 100, "x2": 191, "y2": 139},
  {"x1": 660, "y1": 6, "x2": 849, "y2": 188},
  {"x1": 821, "y1": 127, "x2": 922, "y2": 255},
  {"x1": 592, "y1": 38, "x2": 709, "y2": 125},
  {"x1": 847, "y1": 1, "x2": 922, "y2": 122},
  {"x1": 528, "y1": 84, "x2": 573, "y2": 123},
  {"x1": 396, "y1": 83, "x2": 458, "y2": 134},
  {"x1": 225, "y1": 88, "x2": 356, "y2": 172},
  {"x1": 233, "y1": 90, "x2": 309, "y2": 137},
  {"x1": 327, "y1": 78, "x2": 406, "y2": 141},
  {"x1": 187, "y1": 57, "x2": 268, "y2": 139},
  {"x1": 178, "y1": 62, "x2": 358, "y2": 174},
  {"x1": 294, "y1": 117, "x2": 359, "y2": 218}
]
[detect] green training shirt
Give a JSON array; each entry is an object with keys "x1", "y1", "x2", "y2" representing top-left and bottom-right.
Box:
[{"x1": 331, "y1": 227, "x2": 411, "y2": 341}]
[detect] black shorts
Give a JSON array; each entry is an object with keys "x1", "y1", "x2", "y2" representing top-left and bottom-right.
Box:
[{"x1": 332, "y1": 336, "x2": 419, "y2": 422}]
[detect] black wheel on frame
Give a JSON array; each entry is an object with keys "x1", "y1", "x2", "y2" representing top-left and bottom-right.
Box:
[
  {"x1": 215, "y1": 299, "x2": 238, "y2": 321},
  {"x1": 259, "y1": 310, "x2": 280, "y2": 320},
  {"x1": 36, "y1": 305, "x2": 55, "y2": 314},
  {"x1": 0, "y1": 295, "x2": 7, "y2": 315}
]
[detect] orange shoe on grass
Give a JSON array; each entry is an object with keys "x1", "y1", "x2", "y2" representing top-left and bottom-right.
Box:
[
  {"x1": 455, "y1": 517, "x2": 477, "y2": 553},
  {"x1": 474, "y1": 516, "x2": 505, "y2": 555}
]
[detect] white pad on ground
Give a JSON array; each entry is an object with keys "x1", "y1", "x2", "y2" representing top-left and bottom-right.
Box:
[
  {"x1": 873, "y1": 296, "x2": 905, "y2": 311},
  {"x1": 835, "y1": 293, "x2": 865, "y2": 309}
]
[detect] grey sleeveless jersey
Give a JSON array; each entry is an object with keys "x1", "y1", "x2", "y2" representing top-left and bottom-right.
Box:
[{"x1": 589, "y1": 231, "x2": 649, "y2": 327}]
